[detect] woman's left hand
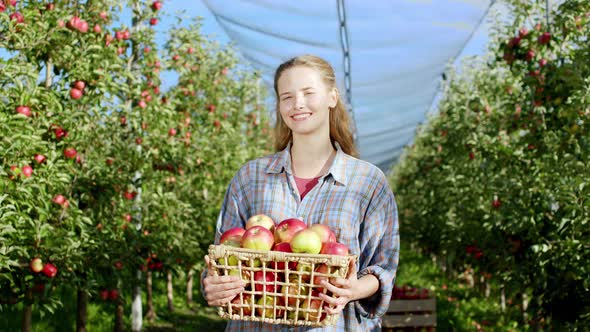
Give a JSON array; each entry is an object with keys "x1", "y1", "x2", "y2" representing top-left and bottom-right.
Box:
[{"x1": 317, "y1": 259, "x2": 358, "y2": 315}]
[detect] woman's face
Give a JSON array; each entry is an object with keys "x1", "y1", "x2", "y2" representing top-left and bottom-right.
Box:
[{"x1": 277, "y1": 66, "x2": 337, "y2": 138}]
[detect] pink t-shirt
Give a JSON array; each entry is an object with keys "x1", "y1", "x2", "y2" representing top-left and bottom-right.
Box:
[{"x1": 294, "y1": 175, "x2": 320, "y2": 200}]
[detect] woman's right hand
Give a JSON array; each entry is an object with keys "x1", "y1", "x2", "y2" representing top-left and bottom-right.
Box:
[{"x1": 203, "y1": 255, "x2": 247, "y2": 306}]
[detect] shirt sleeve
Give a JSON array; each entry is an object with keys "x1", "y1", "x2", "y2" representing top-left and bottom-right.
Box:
[
  {"x1": 200, "y1": 169, "x2": 249, "y2": 297},
  {"x1": 355, "y1": 179, "x2": 400, "y2": 319}
]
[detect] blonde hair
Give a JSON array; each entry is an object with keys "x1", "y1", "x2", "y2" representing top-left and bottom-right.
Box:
[{"x1": 272, "y1": 55, "x2": 358, "y2": 158}]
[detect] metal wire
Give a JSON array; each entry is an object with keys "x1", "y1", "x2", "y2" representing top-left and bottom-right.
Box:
[{"x1": 337, "y1": 0, "x2": 358, "y2": 145}]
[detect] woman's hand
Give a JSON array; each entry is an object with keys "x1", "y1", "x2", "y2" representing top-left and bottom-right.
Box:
[
  {"x1": 317, "y1": 259, "x2": 358, "y2": 315},
  {"x1": 202, "y1": 255, "x2": 247, "y2": 307}
]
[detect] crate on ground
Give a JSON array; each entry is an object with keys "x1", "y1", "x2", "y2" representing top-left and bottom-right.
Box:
[
  {"x1": 208, "y1": 244, "x2": 356, "y2": 327},
  {"x1": 382, "y1": 285, "x2": 436, "y2": 331}
]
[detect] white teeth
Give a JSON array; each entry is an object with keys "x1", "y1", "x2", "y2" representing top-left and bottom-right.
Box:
[{"x1": 292, "y1": 113, "x2": 311, "y2": 120}]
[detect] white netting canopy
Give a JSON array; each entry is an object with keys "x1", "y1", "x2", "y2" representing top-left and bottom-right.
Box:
[{"x1": 202, "y1": 0, "x2": 495, "y2": 170}]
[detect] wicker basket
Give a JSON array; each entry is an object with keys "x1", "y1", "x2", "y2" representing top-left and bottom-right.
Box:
[{"x1": 208, "y1": 244, "x2": 356, "y2": 327}]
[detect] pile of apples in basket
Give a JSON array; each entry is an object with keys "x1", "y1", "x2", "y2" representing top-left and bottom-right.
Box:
[{"x1": 209, "y1": 214, "x2": 355, "y2": 326}]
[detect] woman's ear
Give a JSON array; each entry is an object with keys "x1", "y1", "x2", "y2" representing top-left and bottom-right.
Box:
[{"x1": 329, "y1": 88, "x2": 338, "y2": 108}]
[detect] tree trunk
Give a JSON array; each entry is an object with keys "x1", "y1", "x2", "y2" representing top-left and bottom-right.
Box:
[
  {"x1": 145, "y1": 271, "x2": 156, "y2": 321},
  {"x1": 186, "y1": 269, "x2": 194, "y2": 307},
  {"x1": 522, "y1": 293, "x2": 529, "y2": 323},
  {"x1": 114, "y1": 290, "x2": 124, "y2": 332},
  {"x1": 500, "y1": 284, "x2": 506, "y2": 312},
  {"x1": 21, "y1": 289, "x2": 32, "y2": 332},
  {"x1": 76, "y1": 289, "x2": 88, "y2": 332},
  {"x1": 131, "y1": 270, "x2": 143, "y2": 332},
  {"x1": 485, "y1": 280, "x2": 490, "y2": 298},
  {"x1": 167, "y1": 270, "x2": 174, "y2": 312}
]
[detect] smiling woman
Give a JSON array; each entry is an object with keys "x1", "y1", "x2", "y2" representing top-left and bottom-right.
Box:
[{"x1": 202, "y1": 54, "x2": 400, "y2": 332}]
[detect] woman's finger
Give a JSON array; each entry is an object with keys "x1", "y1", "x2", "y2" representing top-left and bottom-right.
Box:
[
  {"x1": 206, "y1": 279, "x2": 246, "y2": 295},
  {"x1": 323, "y1": 305, "x2": 344, "y2": 315},
  {"x1": 206, "y1": 285, "x2": 245, "y2": 302},
  {"x1": 209, "y1": 292, "x2": 241, "y2": 306},
  {"x1": 317, "y1": 292, "x2": 340, "y2": 306},
  {"x1": 321, "y1": 279, "x2": 353, "y2": 298}
]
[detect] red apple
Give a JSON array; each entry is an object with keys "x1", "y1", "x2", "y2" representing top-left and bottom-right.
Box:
[
  {"x1": 113, "y1": 261, "x2": 123, "y2": 270},
  {"x1": 21, "y1": 165, "x2": 33, "y2": 178},
  {"x1": 149, "y1": 18, "x2": 158, "y2": 26},
  {"x1": 219, "y1": 227, "x2": 245, "y2": 247},
  {"x1": 300, "y1": 299, "x2": 324, "y2": 321},
  {"x1": 10, "y1": 12, "x2": 24, "y2": 24},
  {"x1": 138, "y1": 100, "x2": 147, "y2": 108},
  {"x1": 67, "y1": 16, "x2": 81, "y2": 30},
  {"x1": 538, "y1": 32, "x2": 551, "y2": 45},
  {"x1": 207, "y1": 104, "x2": 216, "y2": 113},
  {"x1": 42, "y1": 263, "x2": 58, "y2": 278},
  {"x1": 135, "y1": 137, "x2": 142, "y2": 145},
  {"x1": 151, "y1": 1, "x2": 162, "y2": 11},
  {"x1": 281, "y1": 282, "x2": 309, "y2": 306},
  {"x1": 230, "y1": 293, "x2": 253, "y2": 316},
  {"x1": 241, "y1": 226, "x2": 274, "y2": 251},
  {"x1": 0, "y1": 3, "x2": 5, "y2": 13},
  {"x1": 30, "y1": 258, "x2": 43, "y2": 273},
  {"x1": 320, "y1": 242, "x2": 349, "y2": 256},
  {"x1": 54, "y1": 127, "x2": 68, "y2": 140},
  {"x1": 274, "y1": 218, "x2": 307, "y2": 244},
  {"x1": 108, "y1": 289, "x2": 118, "y2": 300},
  {"x1": 77, "y1": 20, "x2": 88, "y2": 33},
  {"x1": 53, "y1": 194, "x2": 66, "y2": 206},
  {"x1": 93, "y1": 24, "x2": 101, "y2": 33},
  {"x1": 271, "y1": 242, "x2": 297, "y2": 270},
  {"x1": 290, "y1": 229, "x2": 322, "y2": 254},
  {"x1": 99, "y1": 11, "x2": 108, "y2": 20},
  {"x1": 74, "y1": 80, "x2": 86, "y2": 91},
  {"x1": 246, "y1": 214, "x2": 275, "y2": 232},
  {"x1": 253, "y1": 270, "x2": 277, "y2": 293},
  {"x1": 309, "y1": 224, "x2": 336, "y2": 244},
  {"x1": 63, "y1": 147, "x2": 77, "y2": 159},
  {"x1": 312, "y1": 263, "x2": 339, "y2": 286},
  {"x1": 168, "y1": 128, "x2": 177, "y2": 137},
  {"x1": 16, "y1": 105, "x2": 31, "y2": 117},
  {"x1": 122, "y1": 30, "x2": 130, "y2": 40},
  {"x1": 34, "y1": 154, "x2": 46, "y2": 164},
  {"x1": 70, "y1": 87, "x2": 83, "y2": 99},
  {"x1": 99, "y1": 289, "x2": 109, "y2": 301}
]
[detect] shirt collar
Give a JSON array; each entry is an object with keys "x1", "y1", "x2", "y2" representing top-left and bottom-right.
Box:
[{"x1": 266, "y1": 141, "x2": 348, "y2": 186}]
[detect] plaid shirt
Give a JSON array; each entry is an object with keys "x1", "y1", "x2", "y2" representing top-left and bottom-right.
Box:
[{"x1": 203, "y1": 142, "x2": 399, "y2": 331}]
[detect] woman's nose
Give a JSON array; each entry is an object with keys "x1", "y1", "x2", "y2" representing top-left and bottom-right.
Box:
[{"x1": 294, "y1": 94, "x2": 304, "y2": 109}]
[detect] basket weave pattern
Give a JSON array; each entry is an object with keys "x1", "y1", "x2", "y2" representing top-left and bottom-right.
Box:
[{"x1": 208, "y1": 244, "x2": 356, "y2": 327}]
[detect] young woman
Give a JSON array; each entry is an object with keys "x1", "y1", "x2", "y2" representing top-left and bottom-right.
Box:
[{"x1": 202, "y1": 55, "x2": 399, "y2": 331}]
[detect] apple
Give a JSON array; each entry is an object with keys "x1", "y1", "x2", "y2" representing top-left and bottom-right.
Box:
[
  {"x1": 54, "y1": 127, "x2": 68, "y2": 140},
  {"x1": 253, "y1": 271, "x2": 277, "y2": 293},
  {"x1": 309, "y1": 224, "x2": 336, "y2": 244},
  {"x1": 290, "y1": 229, "x2": 322, "y2": 254},
  {"x1": 246, "y1": 214, "x2": 275, "y2": 232},
  {"x1": 30, "y1": 258, "x2": 43, "y2": 273},
  {"x1": 294, "y1": 262, "x2": 312, "y2": 282},
  {"x1": 241, "y1": 226, "x2": 274, "y2": 251},
  {"x1": 16, "y1": 105, "x2": 31, "y2": 117},
  {"x1": 63, "y1": 147, "x2": 77, "y2": 159},
  {"x1": 53, "y1": 194, "x2": 66, "y2": 206},
  {"x1": 70, "y1": 87, "x2": 83, "y2": 99},
  {"x1": 21, "y1": 165, "x2": 33, "y2": 178},
  {"x1": 219, "y1": 227, "x2": 245, "y2": 247},
  {"x1": 67, "y1": 16, "x2": 82, "y2": 31},
  {"x1": 122, "y1": 30, "x2": 130, "y2": 40},
  {"x1": 151, "y1": 1, "x2": 162, "y2": 11},
  {"x1": 256, "y1": 295, "x2": 284, "y2": 319},
  {"x1": 34, "y1": 154, "x2": 46, "y2": 164},
  {"x1": 138, "y1": 100, "x2": 147, "y2": 108},
  {"x1": 271, "y1": 242, "x2": 297, "y2": 270},
  {"x1": 320, "y1": 242, "x2": 349, "y2": 256},
  {"x1": 108, "y1": 289, "x2": 118, "y2": 300},
  {"x1": 230, "y1": 293, "x2": 253, "y2": 316},
  {"x1": 168, "y1": 128, "x2": 177, "y2": 137},
  {"x1": 207, "y1": 104, "x2": 216, "y2": 113},
  {"x1": 99, "y1": 11, "x2": 108, "y2": 20},
  {"x1": 538, "y1": 32, "x2": 551, "y2": 45},
  {"x1": 135, "y1": 137, "x2": 142, "y2": 145},
  {"x1": 312, "y1": 264, "x2": 339, "y2": 286},
  {"x1": 77, "y1": 20, "x2": 88, "y2": 33},
  {"x1": 99, "y1": 289, "x2": 109, "y2": 301},
  {"x1": 42, "y1": 263, "x2": 58, "y2": 278},
  {"x1": 300, "y1": 299, "x2": 325, "y2": 321},
  {"x1": 113, "y1": 261, "x2": 123, "y2": 270},
  {"x1": 281, "y1": 282, "x2": 309, "y2": 306},
  {"x1": 74, "y1": 80, "x2": 86, "y2": 91},
  {"x1": 93, "y1": 24, "x2": 101, "y2": 33},
  {"x1": 10, "y1": 12, "x2": 24, "y2": 24},
  {"x1": 149, "y1": 18, "x2": 158, "y2": 26},
  {"x1": 274, "y1": 218, "x2": 307, "y2": 244},
  {"x1": 0, "y1": 3, "x2": 5, "y2": 13},
  {"x1": 228, "y1": 269, "x2": 250, "y2": 282},
  {"x1": 115, "y1": 30, "x2": 124, "y2": 40}
]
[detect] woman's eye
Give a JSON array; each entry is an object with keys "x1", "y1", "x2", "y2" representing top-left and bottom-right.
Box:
[{"x1": 282, "y1": 96, "x2": 291, "y2": 101}]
